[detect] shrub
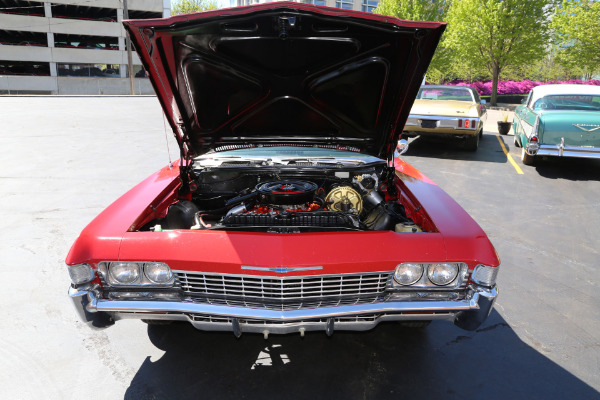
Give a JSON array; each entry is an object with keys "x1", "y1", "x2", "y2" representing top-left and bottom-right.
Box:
[{"x1": 447, "y1": 79, "x2": 600, "y2": 95}]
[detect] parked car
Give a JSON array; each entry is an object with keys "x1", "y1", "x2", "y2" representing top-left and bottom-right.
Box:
[
  {"x1": 513, "y1": 84, "x2": 600, "y2": 165},
  {"x1": 66, "y1": 3, "x2": 500, "y2": 336},
  {"x1": 403, "y1": 85, "x2": 487, "y2": 150}
]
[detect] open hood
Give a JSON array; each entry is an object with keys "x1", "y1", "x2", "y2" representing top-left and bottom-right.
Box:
[{"x1": 124, "y1": 2, "x2": 445, "y2": 159}]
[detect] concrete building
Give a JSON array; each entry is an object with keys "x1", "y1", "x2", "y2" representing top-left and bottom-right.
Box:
[
  {"x1": 0, "y1": 0, "x2": 170, "y2": 95},
  {"x1": 234, "y1": 0, "x2": 379, "y2": 13}
]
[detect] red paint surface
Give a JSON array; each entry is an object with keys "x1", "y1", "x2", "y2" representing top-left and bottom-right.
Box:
[{"x1": 66, "y1": 160, "x2": 500, "y2": 279}]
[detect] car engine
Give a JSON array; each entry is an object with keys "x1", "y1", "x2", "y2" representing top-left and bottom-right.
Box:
[{"x1": 146, "y1": 165, "x2": 424, "y2": 233}]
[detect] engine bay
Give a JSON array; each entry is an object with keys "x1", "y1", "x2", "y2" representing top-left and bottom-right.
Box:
[{"x1": 144, "y1": 163, "x2": 426, "y2": 233}]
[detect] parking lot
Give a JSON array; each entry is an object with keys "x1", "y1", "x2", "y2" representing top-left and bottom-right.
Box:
[{"x1": 1, "y1": 96, "x2": 599, "y2": 399}]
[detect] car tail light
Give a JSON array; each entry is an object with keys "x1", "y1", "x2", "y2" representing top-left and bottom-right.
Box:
[
  {"x1": 464, "y1": 119, "x2": 470, "y2": 128},
  {"x1": 472, "y1": 120, "x2": 476, "y2": 128},
  {"x1": 458, "y1": 119, "x2": 462, "y2": 127},
  {"x1": 530, "y1": 136, "x2": 538, "y2": 142}
]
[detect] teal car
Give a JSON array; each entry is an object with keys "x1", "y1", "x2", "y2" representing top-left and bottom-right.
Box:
[{"x1": 513, "y1": 84, "x2": 600, "y2": 165}]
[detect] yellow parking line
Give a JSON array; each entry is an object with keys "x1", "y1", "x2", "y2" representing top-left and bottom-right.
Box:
[{"x1": 496, "y1": 135, "x2": 524, "y2": 175}]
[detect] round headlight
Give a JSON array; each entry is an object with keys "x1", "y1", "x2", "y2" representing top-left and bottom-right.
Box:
[
  {"x1": 109, "y1": 262, "x2": 140, "y2": 284},
  {"x1": 144, "y1": 262, "x2": 173, "y2": 284},
  {"x1": 394, "y1": 263, "x2": 424, "y2": 285},
  {"x1": 427, "y1": 263, "x2": 459, "y2": 286}
]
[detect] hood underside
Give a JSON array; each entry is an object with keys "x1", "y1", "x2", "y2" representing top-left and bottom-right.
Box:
[{"x1": 124, "y1": 2, "x2": 445, "y2": 159}]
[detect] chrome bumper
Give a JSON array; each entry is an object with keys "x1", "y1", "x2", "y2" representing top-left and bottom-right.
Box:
[
  {"x1": 536, "y1": 143, "x2": 600, "y2": 159},
  {"x1": 404, "y1": 114, "x2": 480, "y2": 135},
  {"x1": 69, "y1": 286, "x2": 498, "y2": 335}
]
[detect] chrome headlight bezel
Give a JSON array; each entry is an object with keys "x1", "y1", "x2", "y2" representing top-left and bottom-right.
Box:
[
  {"x1": 98, "y1": 261, "x2": 175, "y2": 287},
  {"x1": 427, "y1": 263, "x2": 460, "y2": 286},
  {"x1": 108, "y1": 262, "x2": 141, "y2": 285},
  {"x1": 391, "y1": 263, "x2": 468, "y2": 289},
  {"x1": 393, "y1": 263, "x2": 424, "y2": 286},
  {"x1": 144, "y1": 262, "x2": 174, "y2": 284}
]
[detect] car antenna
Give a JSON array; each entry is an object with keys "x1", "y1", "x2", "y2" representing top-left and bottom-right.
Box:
[{"x1": 162, "y1": 111, "x2": 173, "y2": 168}]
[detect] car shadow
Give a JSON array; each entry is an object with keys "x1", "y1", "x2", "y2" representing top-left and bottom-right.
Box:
[
  {"x1": 404, "y1": 134, "x2": 508, "y2": 164},
  {"x1": 532, "y1": 156, "x2": 600, "y2": 181},
  {"x1": 124, "y1": 310, "x2": 598, "y2": 400}
]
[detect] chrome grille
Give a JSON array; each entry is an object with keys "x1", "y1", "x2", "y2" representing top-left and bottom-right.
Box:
[
  {"x1": 175, "y1": 271, "x2": 391, "y2": 309},
  {"x1": 188, "y1": 314, "x2": 380, "y2": 325}
]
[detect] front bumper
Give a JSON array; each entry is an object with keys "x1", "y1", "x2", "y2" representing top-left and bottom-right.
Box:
[{"x1": 69, "y1": 285, "x2": 498, "y2": 335}]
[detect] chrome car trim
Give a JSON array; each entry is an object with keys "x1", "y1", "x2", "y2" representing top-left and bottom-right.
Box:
[
  {"x1": 405, "y1": 114, "x2": 480, "y2": 130},
  {"x1": 559, "y1": 138, "x2": 565, "y2": 157},
  {"x1": 536, "y1": 144, "x2": 600, "y2": 159},
  {"x1": 69, "y1": 285, "x2": 498, "y2": 333},
  {"x1": 241, "y1": 265, "x2": 323, "y2": 273},
  {"x1": 573, "y1": 124, "x2": 600, "y2": 132},
  {"x1": 174, "y1": 270, "x2": 392, "y2": 304},
  {"x1": 90, "y1": 294, "x2": 480, "y2": 320},
  {"x1": 530, "y1": 114, "x2": 541, "y2": 139}
]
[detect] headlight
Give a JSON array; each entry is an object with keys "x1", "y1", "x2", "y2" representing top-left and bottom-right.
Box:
[
  {"x1": 471, "y1": 264, "x2": 499, "y2": 287},
  {"x1": 394, "y1": 263, "x2": 424, "y2": 285},
  {"x1": 67, "y1": 263, "x2": 94, "y2": 285},
  {"x1": 144, "y1": 262, "x2": 173, "y2": 284},
  {"x1": 427, "y1": 263, "x2": 459, "y2": 286},
  {"x1": 109, "y1": 262, "x2": 141, "y2": 284}
]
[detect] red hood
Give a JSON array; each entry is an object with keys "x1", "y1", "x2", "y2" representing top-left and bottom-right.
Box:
[{"x1": 124, "y1": 2, "x2": 445, "y2": 159}]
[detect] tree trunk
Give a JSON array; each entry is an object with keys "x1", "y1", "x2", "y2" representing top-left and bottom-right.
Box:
[{"x1": 491, "y1": 61, "x2": 500, "y2": 106}]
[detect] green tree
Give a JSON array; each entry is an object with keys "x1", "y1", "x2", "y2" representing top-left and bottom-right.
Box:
[
  {"x1": 445, "y1": 0, "x2": 555, "y2": 105},
  {"x1": 375, "y1": 0, "x2": 452, "y2": 21},
  {"x1": 171, "y1": 0, "x2": 217, "y2": 15},
  {"x1": 551, "y1": 0, "x2": 600, "y2": 78},
  {"x1": 374, "y1": 0, "x2": 453, "y2": 83}
]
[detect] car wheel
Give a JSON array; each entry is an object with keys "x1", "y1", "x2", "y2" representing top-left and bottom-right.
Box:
[
  {"x1": 400, "y1": 321, "x2": 431, "y2": 328},
  {"x1": 514, "y1": 134, "x2": 521, "y2": 148},
  {"x1": 521, "y1": 148, "x2": 535, "y2": 165},
  {"x1": 464, "y1": 133, "x2": 479, "y2": 151}
]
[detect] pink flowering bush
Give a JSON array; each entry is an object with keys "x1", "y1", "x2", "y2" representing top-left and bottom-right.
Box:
[{"x1": 448, "y1": 79, "x2": 600, "y2": 95}]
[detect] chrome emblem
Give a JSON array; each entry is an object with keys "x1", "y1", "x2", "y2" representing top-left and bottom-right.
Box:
[
  {"x1": 242, "y1": 266, "x2": 323, "y2": 273},
  {"x1": 573, "y1": 124, "x2": 600, "y2": 132}
]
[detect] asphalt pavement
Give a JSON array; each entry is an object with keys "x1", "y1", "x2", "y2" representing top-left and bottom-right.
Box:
[{"x1": 0, "y1": 97, "x2": 598, "y2": 400}]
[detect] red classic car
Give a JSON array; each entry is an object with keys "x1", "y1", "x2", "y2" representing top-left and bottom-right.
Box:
[{"x1": 66, "y1": 3, "x2": 499, "y2": 336}]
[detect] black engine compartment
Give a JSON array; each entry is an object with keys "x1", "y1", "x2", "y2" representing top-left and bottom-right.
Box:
[{"x1": 145, "y1": 164, "x2": 420, "y2": 233}]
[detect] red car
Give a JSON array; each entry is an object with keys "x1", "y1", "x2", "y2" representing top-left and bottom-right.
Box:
[{"x1": 66, "y1": 3, "x2": 499, "y2": 336}]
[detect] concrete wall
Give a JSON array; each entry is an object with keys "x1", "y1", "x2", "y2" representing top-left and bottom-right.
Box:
[
  {"x1": 0, "y1": 0, "x2": 167, "y2": 95},
  {"x1": 0, "y1": 75, "x2": 153, "y2": 95},
  {"x1": 56, "y1": 77, "x2": 154, "y2": 95}
]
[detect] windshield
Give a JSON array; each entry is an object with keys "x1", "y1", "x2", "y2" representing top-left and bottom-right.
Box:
[
  {"x1": 417, "y1": 87, "x2": 474, "y2": 102},
  {"x1": 533, "y1": 95, "x2": 600, "y2": 111},
  {"x1": 194, "y1": 146, "x2": 385, "y2": 167}
]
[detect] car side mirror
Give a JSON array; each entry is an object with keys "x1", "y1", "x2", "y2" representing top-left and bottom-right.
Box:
[
  {"x1": 480, "y1": 99, "x2": 486, "y2": 104},
  {"x1": 395, "y1": 139, "x2": 409, "y2": 157}
]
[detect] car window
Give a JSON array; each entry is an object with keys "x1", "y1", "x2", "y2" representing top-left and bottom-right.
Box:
[
  {"x1": 526, "y1": 91, "x2": 534, "y2": 109},
  {"x1": 417, "y1": 87, "x2": 474, "y2": 102},
  {"x1": 534, "y1": 95, "x2": 600, "y2": 111}
]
